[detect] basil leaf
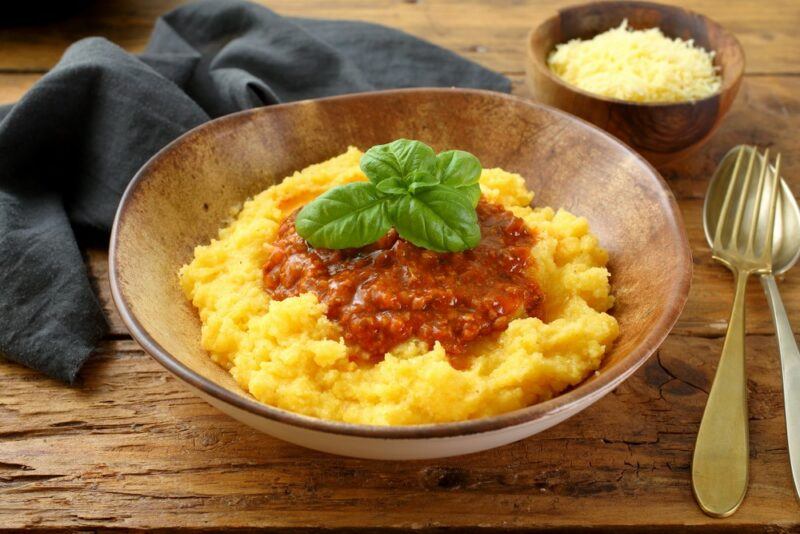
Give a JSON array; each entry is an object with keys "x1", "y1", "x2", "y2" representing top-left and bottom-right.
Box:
[
  {"x1": 295, "y1": 182, "x2": 391, "y2": 249},
  {"x1": 375, "y1": 177, "x2": 407, "y2": 196},
  {"x1": 436, "y1": 150, "x2": 481, "y2": 188},
  {"x1": 360, "y1": 139, "x2": 437, "y2": 189},
  {"x1": 460, "y1": 183, "x2": 482, "y2": 208},
  {"x1": 436, "y1": 150, "x2": 482, "y2": 207},
  {"x1": 297, "y1": 141, "x2": 486, "y2": 253},
  {"x1": 407, "y1": 180, "x2": 440, "y2": 194},
  {"x1": 392, "y1": 186, "x2": 481, "y2": 253}
]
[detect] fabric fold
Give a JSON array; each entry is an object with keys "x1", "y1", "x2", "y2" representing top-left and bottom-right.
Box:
[{"x1": 0, "y1": 0, "x2": 510, "y2": 383}]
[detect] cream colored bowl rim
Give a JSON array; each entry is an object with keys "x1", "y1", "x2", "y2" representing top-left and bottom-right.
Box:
[{"x1": 109, "y1": 88, "x2": 691, "y2": 439}]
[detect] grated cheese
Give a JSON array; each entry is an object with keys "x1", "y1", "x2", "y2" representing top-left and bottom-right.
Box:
[{"x1": 547, "y1": 20, "x2": 722, "y2": 103}]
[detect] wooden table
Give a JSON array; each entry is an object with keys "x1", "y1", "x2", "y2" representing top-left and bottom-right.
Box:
[{"x1": 1, "y1": 1, "x2": 798, "y2": 531}]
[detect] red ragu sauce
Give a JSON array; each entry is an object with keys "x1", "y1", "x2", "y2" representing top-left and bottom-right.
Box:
[{"x1": 263, "y1": 199, "x2": 544, "y2": 364}]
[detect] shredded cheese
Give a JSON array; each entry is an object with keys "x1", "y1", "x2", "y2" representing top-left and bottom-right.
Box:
[{"x1": 547, "y1": 20, "x2": 721, "y2": 103}]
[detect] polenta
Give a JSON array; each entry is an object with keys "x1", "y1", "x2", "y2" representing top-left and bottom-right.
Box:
[{"x1": 179, "y1": 148, "x2": 619, "y2": 425}]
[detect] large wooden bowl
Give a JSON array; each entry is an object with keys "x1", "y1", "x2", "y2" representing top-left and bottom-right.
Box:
[
  {"x1": 526, "y1": 1, "x2": 745, "y2": 167},
  {"x1": 110, "y1": 88, "x2": 691, "y2": 459}
]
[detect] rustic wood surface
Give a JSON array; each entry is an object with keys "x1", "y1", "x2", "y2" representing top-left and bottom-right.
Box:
[{"x1": 1, "y1": 0, "x2": 799, "y2": 531}]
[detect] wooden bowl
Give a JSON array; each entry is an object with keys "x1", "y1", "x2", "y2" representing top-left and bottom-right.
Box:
[
  {"x1": 109, "y1": 88, "x2": 691, "y2": 459},
  {"x1": 526, "y1": 1, "x2": 745, "y2": 167}
]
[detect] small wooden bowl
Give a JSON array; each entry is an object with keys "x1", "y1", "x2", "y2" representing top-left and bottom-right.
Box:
[
  {"x1": 110, "y1": 88, "x2": 691, "y2": 459},
  {"x1": 526, "y1": 1, "x2": 745, "y2": 167}
]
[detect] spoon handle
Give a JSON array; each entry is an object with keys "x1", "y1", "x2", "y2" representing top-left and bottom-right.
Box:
[
  {"x1": 761, "y1": 274, "x2": 800, "y2": 501},
  {"x1": 693, "y1": 269, "x2": 750, "y2": 517}
]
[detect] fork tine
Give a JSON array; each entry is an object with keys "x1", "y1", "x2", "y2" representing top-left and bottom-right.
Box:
[
  {"x1": 762, "y1": 153, "x2": 782, "y2": 263},
  {"x1": 729, "y1": 147, "x2": 759, "y2": 248},
  {"x1": 714, "y1": 146, "x2": 747, "y2": 249},
  {"x1": 746, "y1": 149, "x2": 770, "y2": 253}
]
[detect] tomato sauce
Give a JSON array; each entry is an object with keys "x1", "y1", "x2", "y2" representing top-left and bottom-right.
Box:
[{"x1": 263, "y1": 199, "x2": 544, "y2": 363}]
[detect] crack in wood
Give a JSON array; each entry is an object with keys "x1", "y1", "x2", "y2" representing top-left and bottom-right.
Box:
[
  {"x1": 0, "y1": 422, "x2": 153, "y2": 441},
  {"x1": 0, "y1": 473, "x2": 66, "y2": 491},
  {"x1": 656, "y1": 352, "x2": 710, "y2": 397},
  {"x1": 0, "y1": 461, "x2": 34, "y2": 471}
]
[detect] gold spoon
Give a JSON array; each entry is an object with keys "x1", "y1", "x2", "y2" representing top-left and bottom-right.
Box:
[
  {"x1": 704, "y1": 145, "x2": 800, "y2": 505},
  {"x1": 693, "y1": 146, "x2": 783, "y2": 517}
]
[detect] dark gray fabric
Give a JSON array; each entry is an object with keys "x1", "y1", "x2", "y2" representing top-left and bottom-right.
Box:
[{"x1": 0, "y1": 0, "x2": 510, "y2": 383}]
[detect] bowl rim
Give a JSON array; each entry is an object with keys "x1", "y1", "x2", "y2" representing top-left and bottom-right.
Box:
[
  {"x1": 526, "y1": 0, "x2": 746, "y2": 108},
  {"x1": 109, "y1": 87, "x2": 692, "y2": 439}
]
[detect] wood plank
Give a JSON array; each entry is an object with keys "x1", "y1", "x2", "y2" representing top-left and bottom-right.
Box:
[
  {"x1": 3, "y1": 72, "x2": 798, "y2": 192},
  {"x1": 677, "y1": 199, "x2": 800, "y2": 338},
  {"x1": 5, "y1": 72, "x2": 797, "y2": 355},
  {"x1": 0, "y1": 75, "x2": 788, "y2": 339},
  {"x1": 87, "y1": 196, "x2": 800, "y2": 340},
  {"x1": 512, "y1": 76, "x2": 800, "y2": 199},
  {"x1": 2, "y1": 1, "x2": 800, "y2": 530},
  {"x1": 0, "y1": 73, "x2": 36, "y2": 104},
  {"x1": 660, "y1": 76, "x2": 800, "y2": 200},
  {"x1": 0, "y1": 0, "x2": 797, "y2": 74},
  {"x1": 0, "y1": 334, "x2": 795, "y2": 530},
  {"x1": 2, "y1": 72, "x2": 798, "y2": 338}
]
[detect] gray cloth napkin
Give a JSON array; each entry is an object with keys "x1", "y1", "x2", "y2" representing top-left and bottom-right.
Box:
[{"x1": 0, "y1": 0, "x2": 510, "y2": 383}]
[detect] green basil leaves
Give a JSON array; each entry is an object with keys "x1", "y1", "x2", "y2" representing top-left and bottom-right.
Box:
[
  {"x1": 294, "y1": 182, "x2": 392, "y2": 249},
  {"x1": 436, "y1": 150, "x2": 482, "y2": 208},
  {"x1": 295, "y1": 139, "x2": 482, "y2": 253},
  {"x1": 361, "y1": 139, "x2": 438, "y2": 191},
  {"x1": 391, "y1": 186, "x2": 480, "y2": 252}
]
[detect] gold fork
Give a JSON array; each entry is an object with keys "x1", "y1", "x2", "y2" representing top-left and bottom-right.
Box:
[{"x1": 693, "y1": 146, "x2": 782, "y2": 517}]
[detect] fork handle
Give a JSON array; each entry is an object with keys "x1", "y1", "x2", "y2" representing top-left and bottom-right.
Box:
[
  {"x1": 761, "y1": 274, "x2": 800, "y2": 501},
  {"x1": 692, "y1": 269, "x2": 750, "y2": 517}
]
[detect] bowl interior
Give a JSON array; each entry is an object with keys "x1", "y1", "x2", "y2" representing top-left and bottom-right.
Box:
[
  {"x1": 531, "y1": 0, "x2": 744, "y2": 102},
  {"x1": 111, "y1": 89, "x2": 691, "y2": 436}
]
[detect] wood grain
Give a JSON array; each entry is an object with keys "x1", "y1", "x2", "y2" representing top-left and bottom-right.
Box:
[
  {"x1": 0, "y1": 334, "x2": 796, "y2": 530},
  {"x1": 1, "y1": 0, "x2": 800, "y2": 530},
  {"x1": 3, "y1": 74, "x2": 798, "y2": 195},
  {"x1": 87, "y1": 199, "x2": 800, "y2": 339},
  {"x1": 0, "y1": 73, "x2": 37, "y2": 104},
  {"x1": 0, "y1": 0, "x2": 797, "y2": 74}
]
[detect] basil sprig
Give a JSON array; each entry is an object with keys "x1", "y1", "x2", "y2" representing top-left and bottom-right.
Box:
[{"x1": 295, "y1": 139, "x2": 482, "y2": 253}]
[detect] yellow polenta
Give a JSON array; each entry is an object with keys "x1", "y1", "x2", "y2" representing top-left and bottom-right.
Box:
[{"x1": 179, "y1": 148, "x2": 619, "y2": 425}]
